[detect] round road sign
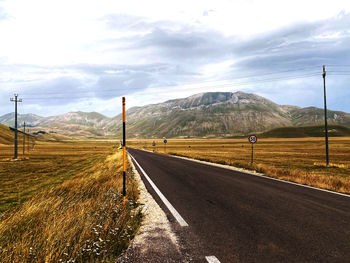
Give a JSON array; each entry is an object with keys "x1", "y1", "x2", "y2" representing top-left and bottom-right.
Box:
[
  {"x1": 152, "y1": 141, "x2": 156, "y2": 147},
  {"x1": 164, "y1": 139, "x2": 167, "y2": 144},
  {"x1": 248, "y1": 134, "x2": 257, "y2": 144}
]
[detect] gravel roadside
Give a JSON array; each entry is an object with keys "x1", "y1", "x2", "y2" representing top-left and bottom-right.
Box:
[{"x1": 117, "y1": 154, "x2": 187, "y2": 263}]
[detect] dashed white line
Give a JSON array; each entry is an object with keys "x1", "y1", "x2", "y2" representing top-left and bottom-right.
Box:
[
  {"x1": 129, "y1": 153, "x2": 189, "y2": 227},
  {"x1": 205, "y1": 255, "x2": 221, "y2": 263}
]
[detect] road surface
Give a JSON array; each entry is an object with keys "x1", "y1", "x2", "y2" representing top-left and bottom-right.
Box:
[{"x1": 128, "y1": 148, "x2": 350, "y2": 263}]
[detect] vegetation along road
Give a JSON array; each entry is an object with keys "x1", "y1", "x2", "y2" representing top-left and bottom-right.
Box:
[{"x1": 128, "y1": 148, "x2": 350, "y2": 263}]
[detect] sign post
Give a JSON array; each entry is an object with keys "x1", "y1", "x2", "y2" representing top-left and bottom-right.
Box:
[
  {"x1": 248, "y1": 135, "x2": 257, "y2": 167},
  {"x1": 152, "y1": 140, "x2": 156, "y2": 152},
  {"x1": 163, "y1": 138, "x2": 167, "y2": 153}
]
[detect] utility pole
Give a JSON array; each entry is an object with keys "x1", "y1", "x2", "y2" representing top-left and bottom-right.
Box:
[
  {"x1": 323, "y1": 65, "x2": 329, "y2": 167},
  {"x1": 10, "y1": 94, "x2": 22, "y2": 159},
  {"x1": 23, "y1": 122, "x2": 26, "y2": 157},
  {"x1": 27, "y1": 129, "x2": 30, "y2": 152},
  {"x1": 122, "y1": 97, "x2": 126, "y2": 205}
]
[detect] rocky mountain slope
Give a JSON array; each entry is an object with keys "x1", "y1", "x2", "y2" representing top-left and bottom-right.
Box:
[
  {"x1": 0, "y1": 111, "x2": 112, "y2": 138},
  {"x1": 1, "y1": 91, "x2": 350, "y2": 138},
  {"x1": 110, "y1": 92, "x2": 350, "y2": 138}
]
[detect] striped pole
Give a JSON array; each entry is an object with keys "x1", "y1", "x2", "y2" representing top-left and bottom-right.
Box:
[{"x1": 122, "y1": 97, "x2": 126, "y2": 204}]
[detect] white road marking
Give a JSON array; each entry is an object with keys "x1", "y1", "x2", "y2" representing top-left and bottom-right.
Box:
[
  {"x1": 140, "y1": 149, "x2": 350, "y2": 199},
  {"x1": 129, "y1": 153, "x2": 189, "y2": 227},
  {"x1": 205, "y1": 256, "x2": 221, "y2": 263}
]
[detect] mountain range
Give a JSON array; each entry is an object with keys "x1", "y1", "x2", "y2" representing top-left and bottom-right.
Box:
[{"x1": 1, "y1": 91, "x2": 350, "y2": 139}]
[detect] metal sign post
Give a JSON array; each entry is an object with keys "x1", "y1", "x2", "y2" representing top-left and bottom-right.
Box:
[
  {"x1": 163, "y1": 138, "x2": 167, "y2": 153},
  {"x1": 248, "y1": 135, "x2": 257, "y2": 166},
  {"x1": 152, "y1": 141, "x2": 156, "y2": 152}
]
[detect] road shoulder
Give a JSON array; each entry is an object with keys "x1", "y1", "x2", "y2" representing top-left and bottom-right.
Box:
[{"x1": 117, "y1": 154, "x2": 186, "y2": 263}]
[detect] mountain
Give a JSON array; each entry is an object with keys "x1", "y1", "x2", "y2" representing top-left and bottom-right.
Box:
[
  {"x1": 110, "y1": 91, "x2": 350, "y2": 138},
  {"x1": 40, "y1": 112, "x2": 112, "y2": 137},
  {"x1": 260, "y1": 124, "x2": 350, "y2": 138},
  {"x1": 289, "y1": 107, "x2": 350, "y2": 127},
  {"x1": 0, "y1": 113, "x2": 44, "y2": 128},
  {"x1": 1, "y1": 91, "x2": 350, "y2": 138},
  {"x1": 0, "y1": 111, "x2": 112, "y2": 138}
]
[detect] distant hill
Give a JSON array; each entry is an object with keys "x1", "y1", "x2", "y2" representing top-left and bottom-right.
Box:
[
  {"x1": 0, "y1": 123, "x2": 13, "y2": 144},
  {"x1": 0, "y1": 111, "x2": 112, "y2": 139},
  {"x1": 260, "y1": 124, "x2": 350, "y2": 138},
  {"x1": 289, "y1": 107, "x2": 350, "y2": 127},
  {"x1": 0, "y1": 113, "x2": 44, "y2": 127},
  {"x1": 109, "y1": 92, "x2": 350, "y2": 138},
  {"x1": 1, "y1": 91, "x2": 350, "y2": 138}
]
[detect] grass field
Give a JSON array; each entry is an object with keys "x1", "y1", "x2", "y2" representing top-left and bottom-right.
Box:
[
  {"x1": 129, "y1": 137, "x2": 350, "y2": 194},
  {"x1": 0, "y1": 141, "x2": 115, "y2": 212},
  {"x1": 0, "y1": 141, "x2": 141, "y2": 262}
]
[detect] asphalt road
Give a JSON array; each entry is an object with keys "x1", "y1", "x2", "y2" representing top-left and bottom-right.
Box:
[{"x1": 128, "y1": 148, "x2": 350, "y2": 263}]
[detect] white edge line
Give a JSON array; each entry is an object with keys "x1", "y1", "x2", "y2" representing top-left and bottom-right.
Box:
[
  {"x1": 135, "y1": 148, "x2": 350, "y2": 199},
  {"x1": 205, "y1": 255, "x2": 221, "y2": 263},
  {"x1": 129, "y1": 153, "x2": 189, "y2": 227}
]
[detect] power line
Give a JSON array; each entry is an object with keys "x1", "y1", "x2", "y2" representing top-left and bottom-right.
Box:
[
  {"x1": 5, "y1": 66, "x2": 349, "y2": 104},
  {"x1": 18, "y1": 67, "x2": 323, "y2": 97},
  {"x1": 19, "y1": 72, "x2": 322, "y2": 101},
  {"x1": 326, "y1": 65, "x2": 350, "y2": 67}
]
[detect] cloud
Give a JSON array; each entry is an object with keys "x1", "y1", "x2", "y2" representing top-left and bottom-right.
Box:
[
  {"x1": 1, "y1": 10, "x2": 350, "y2": 117},
  {"x1": 92, "y1": 71, "x2": 154, "y2": 100},
  {"x1": 232, "y1": 12, "x2": 350, "y2": 66},
  {"x1": 122, "y1": 27, "x2": 233, "y2": 65},
  {"x1": 101, "y1": 13, "x2": 179, "y2": 32},
  {"x1": 0, "y1": 7, "x2": 9, "y2": 21},
  {"x1": 0, "y1": 10, "x2": 5, "y2": 19},
  {"x1": 18, "y1": 77, "x2": 88, "y2": 105},
  {"x1": 110, "y1": 11, "x2": 350, "y2": 72}
]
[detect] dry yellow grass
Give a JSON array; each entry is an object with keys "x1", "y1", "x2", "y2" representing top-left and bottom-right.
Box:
[
  {"x1": 129, "y1": 137, "x2": 350, "y2": 194},
  {"x1": 0, "y1": 145, "x2": 141, "y2": 262},
  {"x1": 0, "y1": 141, "x2": 115, "y2": 212}
]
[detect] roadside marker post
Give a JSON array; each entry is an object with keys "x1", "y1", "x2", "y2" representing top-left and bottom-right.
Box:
[
  {"x1": 248, "y1": 135, "x2": 257, "y2": 166},
  {"x1": 122, "y1": 97, "x2": 126, "y2": 205}
]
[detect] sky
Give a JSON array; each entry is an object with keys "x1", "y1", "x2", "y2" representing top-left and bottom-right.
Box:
[{"x1": 0, "y1": 0, "x2": 349, "y2": 117}]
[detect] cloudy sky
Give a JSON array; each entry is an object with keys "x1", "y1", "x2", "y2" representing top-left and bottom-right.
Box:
[{"x1": 0, "y1": 0, "x2": 349, "y2": 117}]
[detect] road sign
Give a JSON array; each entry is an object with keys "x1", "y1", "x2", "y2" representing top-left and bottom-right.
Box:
[
  {"x1": 164, "y1": 139, "x2": 167, "y2": 144},
  {"x1": 248, "y1": 134, "x2": 257, "y2": 144},
  {"x1": 152, "y1": 141, "x2": 156, "y2": 147}
]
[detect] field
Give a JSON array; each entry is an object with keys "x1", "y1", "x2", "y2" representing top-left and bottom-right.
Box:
[
  {"x1": 129, "y1": 137, "x2": 350, "y2": 194},
  {"x1": 0, "y1": 141, "x2": 141, "y2": 262},
  {"x1": 0, "y1": 141, "x2": 114, "y2": 212}
]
